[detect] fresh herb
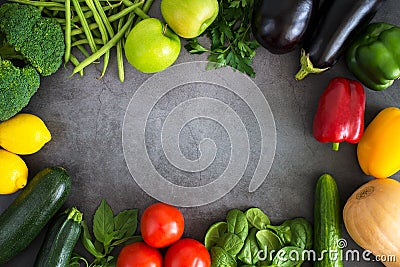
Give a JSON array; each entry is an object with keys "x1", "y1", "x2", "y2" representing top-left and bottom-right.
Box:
[
  {"x1": 185, "y1": 0, "x2": 259, "y2": 77},
  {"x1": 73, "y1": 199, "x2": 141, "y2": 267},
  {"x1": 204, "y1": 207, "x2": 313, "y2": 267}
]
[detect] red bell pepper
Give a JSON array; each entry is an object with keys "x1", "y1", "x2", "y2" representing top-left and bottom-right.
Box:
[{"x1": 313, "y1": 77, "x2": 366, "y2": 151}]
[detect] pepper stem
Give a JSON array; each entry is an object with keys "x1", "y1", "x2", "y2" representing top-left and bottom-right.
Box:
[
  {"x1": 295, "y1": 49, "x2": 329, "y2": 80},
  {"x1": 332, "y1": 142, "x2": 340, "y2": 151}
]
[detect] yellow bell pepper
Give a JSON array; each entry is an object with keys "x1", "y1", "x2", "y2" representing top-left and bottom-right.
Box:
[{"x1": 357, "y1": 107, "x2": 400, "y2": 178}]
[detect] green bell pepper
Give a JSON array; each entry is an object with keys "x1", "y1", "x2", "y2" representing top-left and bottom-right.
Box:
[{"x1": 346, "y1": 22, "x2": 400, "y2": 91}]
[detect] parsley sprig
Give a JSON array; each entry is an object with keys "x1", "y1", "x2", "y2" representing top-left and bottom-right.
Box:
[{"x1": 185, "y1": 0, "x2": 259, "y2": 77}]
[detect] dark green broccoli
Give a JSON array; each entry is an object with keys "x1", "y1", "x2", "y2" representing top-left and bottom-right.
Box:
[
  {"x1": 0, "y1": 3, "x2": 65, "y2": 76},
  {"x1": 0, "y1": 56, "x2": 40, "y2": 121}
]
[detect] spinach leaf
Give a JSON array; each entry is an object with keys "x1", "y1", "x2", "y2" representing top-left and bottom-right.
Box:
[
  {"x1": 266, "y1": 223, "x2": 292, "y2": 245},
  {"x1": 286, "y1": 218, "x2": 313, "y2": 250},
  {"x1": 93, "y1": 199, "x2": 114, "y2": 244},
  {"x1": 271, "y1": 246, "x2": 304, "y2": 267},
  {"x1": 211, "y1": 246, "x2": 237, "y2": 267},
  {"x1": 226, "y1": 209, "x2": 249, "y2": 241},
  {"x1": 205, "y1": 221, "x2": 228, "y2": 250},
  {"x1": 245, "y1": 208, "x2": 270, "y2": 230},
  {"x1": 256, "y1": 229, "x2": 283, "y2": 263},
  {"x1": 238, "y1": 228, "x2": 260, "y2": 265},
  {"x1": 217, "y1": 232, "x2": 245, "y2": 257}
]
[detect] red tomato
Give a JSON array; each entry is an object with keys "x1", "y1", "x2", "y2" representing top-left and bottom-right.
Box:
[
  {"x1": 116, "y1": 242, "x2": 162, "y2": 267},
  {"x1": 140, "y1": 202, "x2": 184, "y2": 248},
  {"x1": 164, "y1": 238, "x2": 211, "y2": 267}
]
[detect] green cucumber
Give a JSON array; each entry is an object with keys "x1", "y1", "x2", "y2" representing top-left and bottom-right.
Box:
[
  {"x1": 313, "y1": 174, "x2": 343, "y2": 267},
  {"x1": 34, "y1": 207, "x2": 82, "y2": 267},
  {"x1": 0, "y1": 167, "x2": 71, "y2": 264}
]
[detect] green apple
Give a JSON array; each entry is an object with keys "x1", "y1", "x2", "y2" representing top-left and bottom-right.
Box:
[
  {"x1": 161, "y1": 0, "x2": 219, "y2": 39},
  {"x1": 124, "y1": 18, "x2": 181, "y2": 73}
]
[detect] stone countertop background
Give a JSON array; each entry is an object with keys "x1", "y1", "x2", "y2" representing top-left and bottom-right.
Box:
[{"x1": 1, "y1": 0, "x2": 400, "y2": 266}]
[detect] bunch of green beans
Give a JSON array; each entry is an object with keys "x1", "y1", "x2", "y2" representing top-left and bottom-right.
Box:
[{"x1": 10, "y1": 0, "x2": 155, "y2": 82}]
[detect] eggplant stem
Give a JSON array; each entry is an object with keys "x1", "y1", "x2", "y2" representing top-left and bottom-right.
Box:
[{"x1": 295, "y1": 49, "x2": 329, "y2": 80}]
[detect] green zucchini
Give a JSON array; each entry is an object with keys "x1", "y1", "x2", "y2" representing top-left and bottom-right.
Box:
[
  {"x1": 34, "y1": 207, "x2": 83, "y2": 267},
  {"x1": 0, "y1": 167, "x2": 71, "y2": 264},
  {"x1": 313, "y1": 174, "x2": 343, "y2": 267}
]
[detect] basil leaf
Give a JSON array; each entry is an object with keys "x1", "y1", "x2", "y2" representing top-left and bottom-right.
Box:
[
  {"x1": 245, "y1": 208, "x2": 270, "y2": 230},
  {"x1": 205, "y1": 221, "x2": 228, "y2": 250},
  {"x1": 217, "y1": 232, "x2": 244, "y2": 257},
  {"x1": 272, "y1": 246, "x2": 304, "y2": 267},
  {"x1": 211, "y1": 246, "x2": 237, "y2": 267},
  {"x1": 81, "y1": 221, "x2": 104, "y2": 258},
  {"x1": 238, "y1": 228, "x2": 260, "y2": 265},
  {"x1": 93, "y1": 199, "x2": 115, "y2": 244},
  {"x1": 114, "y1": 209, "x2": 138, "y2": 239},
  {"x1": 226, "y1": 209, "x2": 248, "y2": 241}
]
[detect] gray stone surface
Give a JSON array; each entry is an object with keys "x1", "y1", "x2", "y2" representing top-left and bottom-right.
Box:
[{"x1": 1, "y1": 0, "x2": 400, "y2": 266}]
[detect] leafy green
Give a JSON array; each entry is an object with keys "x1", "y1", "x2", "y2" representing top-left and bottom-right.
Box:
[
  {"x1": 217, "y1": 232, "x2": 244, "y2": 257},
  {"x1": 185, "y1": 0, "x2": 259, "y2": 77},
  {"x1": 205, "y1": 222, "x2": 228, "y2": 250},
  {"x1": 270, "y1": 246, "x2": 304, "y2": 267},
  {"x1": 285, "y1": 218, "x2": 313, "y2": 250},
  {"x1": 245, "y1": 208, "x2": 270, "y2": 230},
  {"x1": 211, "y1": 246, "x2": 237, "y2": 267},
  {"x1": 72, "y1": 199, "x2": 140, "y2": 267},
  {"x1": 237, "y1": 228, "x2": 259, "y2": 265},
  {"x1": 204, "y1": 208, "x2": 313, "y2": 267},
  {"x1": 226, "y1": 209, "x2": 249, "y2": 241}
]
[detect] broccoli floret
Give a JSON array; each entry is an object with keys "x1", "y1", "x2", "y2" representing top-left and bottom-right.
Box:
[
  {"x1": 0, "y1": 57, "x2": 40, "y2": 121},
  {"x1": 0, "y1": 3, "x2": 65, "y2": 76}
]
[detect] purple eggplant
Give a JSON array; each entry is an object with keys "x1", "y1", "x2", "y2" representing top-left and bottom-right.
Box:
[
  {"x1": 252, "y1": 0, "x2": 319, "y2": 54},
  {"x1": 295, "y1": 0, "x2": 387, "y2": 80}
]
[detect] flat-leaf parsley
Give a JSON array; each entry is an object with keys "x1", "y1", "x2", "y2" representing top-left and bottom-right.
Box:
[{"x1": 185, "y1": 0, "x2": 259, "y2": 77}]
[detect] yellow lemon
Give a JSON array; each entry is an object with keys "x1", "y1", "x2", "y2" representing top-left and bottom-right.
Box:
[
  {"x1": 0, "y1": 149, "x2": 28, "y2": 194},
  {"x1": 0, "y1": 113, "x2": 51, "y2": 155}
]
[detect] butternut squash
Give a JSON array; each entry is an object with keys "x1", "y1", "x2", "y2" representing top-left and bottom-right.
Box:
[{"x1": 343, "y1": 178, "x2": 400, "y2": 267}]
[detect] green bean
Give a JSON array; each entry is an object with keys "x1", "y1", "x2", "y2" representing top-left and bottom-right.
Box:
[
  {"x1": 71, "y1": 0, "x2": 97, "y2": 52},
  {"x1": 8, "y1": 0, "x2": 65, "y2": 8},
  {"x1": 141, "y1": 0, "x2": 154, "y2": 13},
  {"x1": 57, "y1": 3, "x2": 121, "y2": 24},
  {"x1": 123, "y1": 0, "x2": 140, "y2": 39},
  {"x1": 71, "y1": 38, "x2": 104, "y2": 46},
  {"x1": 121, "y1": 0, "x2": 151, "y2": 21},
  {"x1": 116, "y1": 12, "x2": 126, "y2": 82},
  {"x1": 85, "y1": 0, "x2": 110, "y2": 78},
  {"x1": 70, "y1": 2, "x2": 144, "y2": 35},
  {"x1": 64, "y1": 0, "x2": 72, "y2": 64},
  {"x1": 69, "y1": 54, "x2": 84, "y2": 76},
  {"x1": 93, "y1": 0, "x2": 115, "y2": 37},
  {"x1": 107, "y1": 1, "x2": 144, "y2": 22},
  {"x1": 71, "y1": 35, "x2": 91, "y2": 58},
  {"x1": 71, "y1": 12, "x2": 134, "y2": 75}
]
